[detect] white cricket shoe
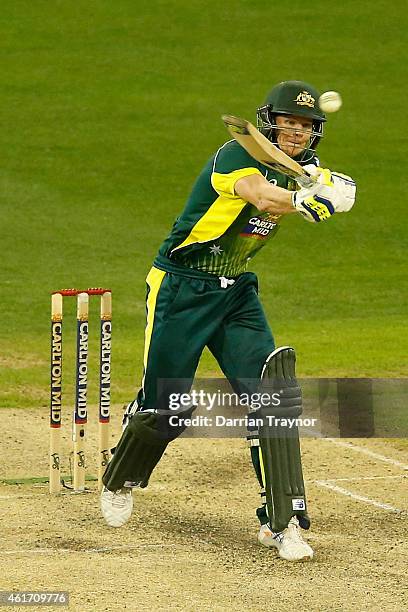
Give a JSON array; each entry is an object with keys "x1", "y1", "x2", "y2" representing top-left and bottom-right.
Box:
[
  {"x1": 258, "y1": 517, "x2": 314, "y2": 561},
  {"x1": 100, "y1": 486, "x2": 133, "y2": 528}
]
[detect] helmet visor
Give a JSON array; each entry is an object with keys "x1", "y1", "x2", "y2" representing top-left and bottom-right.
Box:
[{"x1": 257, "y1": 105, "x2": 324, "y2": 163}]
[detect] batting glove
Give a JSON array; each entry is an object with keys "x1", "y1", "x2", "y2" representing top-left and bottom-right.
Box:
[
  {"x1": 304, "y1": 165, "x2": 357, "y2": 213},
  {"x1": 293, "y1": 166, "x2": 356, "y2": 222},
  {"x1": 292, "y1": 180, "x2": 335, "y2": 223},
  {"x1": 330, "y1": 172, "x2": 356, "y2": 212}
]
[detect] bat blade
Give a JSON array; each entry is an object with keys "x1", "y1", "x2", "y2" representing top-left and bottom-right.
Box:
[{"x1": 221, "y1": 114, "x2": 316, "y2": 188}]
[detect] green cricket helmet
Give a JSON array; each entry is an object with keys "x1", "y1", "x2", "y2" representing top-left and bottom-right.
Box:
[{"x1": 257, "y1": 80, "x2": 326, "y2": 162}]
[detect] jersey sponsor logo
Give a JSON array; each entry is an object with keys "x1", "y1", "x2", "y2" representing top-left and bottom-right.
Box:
[{"x1": 240, "y1": 216, "x2": 277, "y2": 239}]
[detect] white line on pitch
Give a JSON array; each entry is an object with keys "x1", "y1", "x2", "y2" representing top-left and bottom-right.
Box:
[
  {"x1": 0, "y1": 495, "x2": 33, "y2": 500},
  {"x1": 87, "y1": 543, "x2": 184, "y2": 553},
  {"x1": 325, "y1": 439, "x2": 408, "y2": 470},
  {"x1": 315, "y1": 480, "x2": 403, "y2": 513},
  {"x1": 0, "y1": 549, "x2": 66, "y2": 555},
  {"x1": 0, "y1": 543, "x2": 184, "y2": 556},
  {"x1": 309, "y1": 474, "x2": 407, "y2": 483}
]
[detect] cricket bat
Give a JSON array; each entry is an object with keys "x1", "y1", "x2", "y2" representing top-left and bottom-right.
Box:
[{"x1": 222, "y1": 115, "x2": 316, "y2": 188}]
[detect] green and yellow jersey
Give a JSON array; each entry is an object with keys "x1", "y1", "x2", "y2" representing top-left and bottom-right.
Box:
[{"x1": 155, "y1": 140, "x2": 314, "y2": 277}]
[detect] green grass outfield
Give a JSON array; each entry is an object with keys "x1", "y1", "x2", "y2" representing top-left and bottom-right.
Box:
[{"x1": 0, "y1": 1, "x2": 407, "y2": 408}]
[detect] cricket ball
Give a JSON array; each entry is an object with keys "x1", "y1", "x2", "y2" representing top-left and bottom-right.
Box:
[{"x1": 318, "y1": 91, "x2": 342, "y2": 113}]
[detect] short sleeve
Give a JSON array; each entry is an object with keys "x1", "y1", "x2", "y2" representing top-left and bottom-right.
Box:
[{"x1": 211, "y1": 140, "x2": 263, "y2": 197}]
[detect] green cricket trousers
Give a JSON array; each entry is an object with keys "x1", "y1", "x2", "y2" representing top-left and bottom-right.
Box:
[{"x1": 137, "y1": 265, "x2": 275, "y2": 412}]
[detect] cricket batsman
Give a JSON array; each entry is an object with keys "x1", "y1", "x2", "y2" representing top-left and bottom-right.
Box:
[{"x1": 100, "y1": 80, "x2": 356, "y2": 561}]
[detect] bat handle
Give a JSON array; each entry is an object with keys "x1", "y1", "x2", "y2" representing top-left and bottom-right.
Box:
[{"x1": 295, "y1": 174, "x2": 317, "y2": 189}]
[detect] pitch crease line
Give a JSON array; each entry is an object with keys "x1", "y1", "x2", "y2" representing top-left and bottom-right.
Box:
[
  {"x1": 315, "y1": 480, "x2": 403, "y2": 513},
  {"x1": 325, "y1": 439, "x2": 408, "y2": 470},
  {"x1": 0, "y1": 543, "x2": 184, "y2": 556},
  {"x1": 0, "y1": 495, "x2": 34, "y2": 500},
  {"x1": 309, "y1": 474, "x2": 406, "y2": 483}
]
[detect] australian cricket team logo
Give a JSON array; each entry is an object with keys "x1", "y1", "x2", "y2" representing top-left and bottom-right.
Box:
[{"x1": 294, "y1": 90, "x2": 315, "y2": 108}]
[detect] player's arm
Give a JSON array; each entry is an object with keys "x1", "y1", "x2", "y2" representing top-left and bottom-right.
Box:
[
  {"x1": 234, "y1": 174, "x2": 296, "y2": 215},
  {"x1": 212, "y1": 141, "x2": 296, "y2": 215}
]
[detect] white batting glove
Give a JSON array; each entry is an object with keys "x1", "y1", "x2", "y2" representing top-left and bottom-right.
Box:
[
  {"x1": 292, "y1": 179, "x2": 335, "y2": 223},
  {"x1": 303, "y1": 165, "x2": 356, "y2": 213},
  {"x1": 330, "y1": 172, "x2": 356, "y2": 212}
]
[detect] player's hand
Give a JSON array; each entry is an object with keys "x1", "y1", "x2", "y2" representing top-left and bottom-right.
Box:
[
  {"x1": 330, "y1": 172, "x2": 356, "y2": 212},
  {"x1": 304, "y1": 165, "x2": 356, "y2": 213},
  {"x1": 292, "y1": 181, "x2": 335, "y2": 223}
]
